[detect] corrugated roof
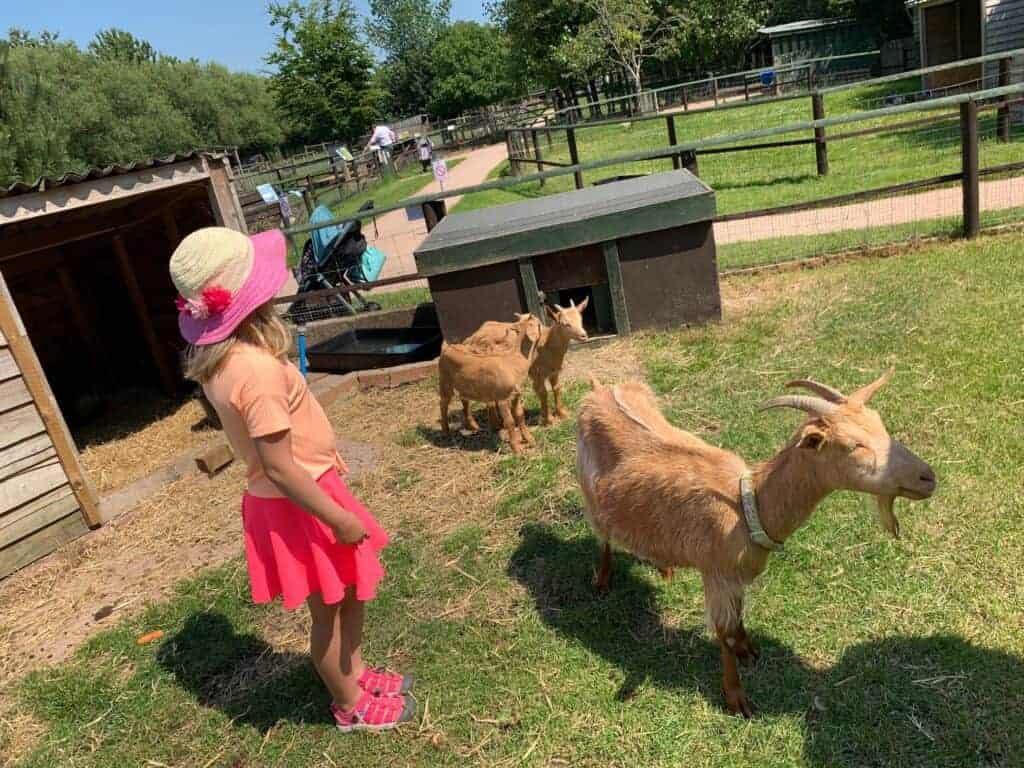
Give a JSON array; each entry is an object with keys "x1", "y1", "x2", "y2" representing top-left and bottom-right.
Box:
[
  {"x1": 0, "y1": 152, "x2": 205, "y2": 199},
  {"x1": 758, "y1": 18, "x2": 854, "y2": 36}
]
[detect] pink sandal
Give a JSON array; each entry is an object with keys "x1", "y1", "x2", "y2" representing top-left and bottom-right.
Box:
[
  {"x1": 359, "y1": 666, "x2": 414, "y2": 697},
  {"x1": 331, "y1": 691, "x2": 415, "y2": 732}
]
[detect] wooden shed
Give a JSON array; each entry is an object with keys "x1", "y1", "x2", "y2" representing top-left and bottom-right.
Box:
[
  {"x1": 0, "y1": 152, "x2": 246, "y2": 579},
  {"x1": 414, "y1": 171, "x2": 721, "y2": 343},
  {"x1": 908, "y1": 0, "x2": 1024, "y2": 90}
]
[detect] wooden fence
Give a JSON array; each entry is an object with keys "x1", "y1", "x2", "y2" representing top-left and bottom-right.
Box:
[{"x1": 273, "y1": 81, "x2": 1024, "y2": 306}]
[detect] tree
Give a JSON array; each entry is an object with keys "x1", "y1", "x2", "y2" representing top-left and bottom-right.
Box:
[
  {"x1": 266, "y1": 0, "x2": 383, "y2": 145},
  {"x1": 366, "y1": 0, "x2": 450, "y2": 115},
  {"x1": 89, "y1": 28, "x2": 158, "y2": 64},
  {"x1": 559, "y1": 0, "x2": 684, "y2": 100},
  {"x1": 428, "y1": 22, "x2": 519, "y2": 117}
]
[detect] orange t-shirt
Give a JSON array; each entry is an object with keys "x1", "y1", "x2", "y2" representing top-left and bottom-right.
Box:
[{"x1": 204, "y1": 343, "x2": 341, "y2": 498}]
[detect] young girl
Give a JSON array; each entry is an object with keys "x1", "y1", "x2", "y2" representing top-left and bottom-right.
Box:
[{"x1": 170, "y1": 227, "x2": 414, "y2": 732}]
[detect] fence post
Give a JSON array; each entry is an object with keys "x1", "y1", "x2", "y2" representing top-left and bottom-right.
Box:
[
  {"x1": 532, "y1": 128, "x2": 545, "y2": 186},
  {"x1": 806, "y1": 65, "x2": 813, "y2": 93},
  {"x1": 505, "y1": 129, "x2": 514, "y2": 175},
  {"x1": 681, "y1": 150, "x2": 699, "y2": 177},
  {"x1": 567, "y1": 127, "x2": 584, "y2": 189},
  {"x1": 811, "y1": 92, "x2": 829, "y2": 176},
  {"x1": 682, "y1": 84, "x2": 689, "y2": 112},
  {"x1": 961, "y1": 99, "x2": 980, "y2": 239},
  {"x1": 666, "y1": 115, "x2": 681, "y2": 170},
  {"x1": 712, "y1": 75, "x2": 719, "y2": 106},
  {"x1": 998, "y1": 56, "x2": 1011, "y2": 143},
  {"x1": 743, "y1": 76, "x2": 750, "y2": 101}
]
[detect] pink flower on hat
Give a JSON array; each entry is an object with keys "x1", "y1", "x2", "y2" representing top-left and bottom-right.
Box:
[{"x1": 175, "y1": 285, "x2": 233, "y2": 320}]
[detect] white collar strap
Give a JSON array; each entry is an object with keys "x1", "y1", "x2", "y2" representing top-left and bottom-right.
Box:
[{"x1": 740, "y1": 471, "x2": 783, "y2": 552}]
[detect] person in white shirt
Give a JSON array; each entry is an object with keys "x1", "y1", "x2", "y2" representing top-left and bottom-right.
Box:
[
  {"x1": 415, "y1": 133, "x2": 434, "y2": 172},
  {"x1": 365, "y1": 124, "x2": 396, "y2": 167}
]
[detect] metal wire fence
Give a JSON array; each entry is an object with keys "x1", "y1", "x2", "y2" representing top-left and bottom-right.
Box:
[{"x1": 274, "y1": 82, "x2": 1024, "y2": 320}]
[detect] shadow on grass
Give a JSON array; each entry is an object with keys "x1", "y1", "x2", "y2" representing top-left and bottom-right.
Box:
[
  {"x1": 156, "y1": 612, "x2": 330, "y2": 732},
  {"x1": 509, "y1": 523, "x2": 1024, "y2": 767}
]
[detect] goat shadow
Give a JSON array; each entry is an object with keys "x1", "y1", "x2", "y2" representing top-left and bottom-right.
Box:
[
  {"x1": 509, "y1": 523, "x2": 1024, "y2": 767},
  {"x1": 156, "y1": 611, "x2": 332, "y2": 732},
  {"x1": 418, "y1": 403, "x2": 552, "y2": 453}
]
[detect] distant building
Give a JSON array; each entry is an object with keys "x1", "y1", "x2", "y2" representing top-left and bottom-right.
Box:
[{"x1": 757, "y1": 19, "x2": 876, "y2": 66}]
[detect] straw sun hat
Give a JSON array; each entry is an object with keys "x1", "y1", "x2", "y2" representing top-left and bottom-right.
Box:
[{"x1": 169, "y1": 227, "x2": 297, "y2": 346}]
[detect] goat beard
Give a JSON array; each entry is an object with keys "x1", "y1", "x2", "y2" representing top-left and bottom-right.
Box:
[{"x1": 876, "y1": 495, "x2": 900, "y2": 539}]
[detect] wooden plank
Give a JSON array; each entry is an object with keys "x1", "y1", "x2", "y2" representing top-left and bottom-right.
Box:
[
  {"x1": 601, "y1": 241, "x2": 631, "y2": 335},
  {"x1": 0, "y1": 377, "x2": 34, "y2": 414},
  {"x1": 0, "y1": 507, "x2": 88, "y2": 580},
  {"x1": 961, "y1": 100, "x2": 980, "y2": 239},
  {"x1": 0, "y1": 484, "x2": 76, "y2": 548},
  {"x1": 0, "y1": 272, "x2": 102, "y2": 527},
  {"x1": 195, "y1": 443, "x2": 234, "y2": 477},
  {"x1": 0, "y1": 460, "x2": 68, "y2": 515},
  {"x1": 0, "y1": 404, "x2": 46, "y2": 451},
  {"x1": 204, "y1": 156, "x2": 248, "y2": 234},
  {"x1": 0, "y1": 349, "x2": 19, "y2": 383},
  {"x1": 0, "y1": 434, "x2": 57, "y2": 484},
  {"x1": 517, "y1": 258, "x2": 544, "y2": 318}
]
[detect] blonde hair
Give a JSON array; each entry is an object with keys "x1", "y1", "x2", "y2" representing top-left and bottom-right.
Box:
[{"x1": 184, "y1": 302, "x2": 292, "y2": 383}]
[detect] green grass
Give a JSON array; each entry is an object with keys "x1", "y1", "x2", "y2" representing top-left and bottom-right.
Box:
[
  {"x1": 455, "y1": 77, "x2": 1023, "y2": 218},
  {"x1": 8, "y1": 233, "x2": 1024, "y2": 766},
  {"x1": 373, "y1": 285, "x2": 432, "y2": 311}
]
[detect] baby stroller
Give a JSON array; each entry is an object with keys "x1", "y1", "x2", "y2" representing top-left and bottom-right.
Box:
[{"x1": 287, "y1": 201, "x2": 387, "y2": 322}]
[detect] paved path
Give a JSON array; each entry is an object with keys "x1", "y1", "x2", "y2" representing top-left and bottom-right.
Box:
[
  {"x1": 367, "y1": 143, "x2": 508, "y2": 290},
  {"x1": 714, "y1": 176, "x2": 1024, "y2": 245}
]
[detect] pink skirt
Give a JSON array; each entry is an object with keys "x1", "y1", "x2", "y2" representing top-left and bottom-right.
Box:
[{"x1": 241, "y1": 470, "x2": 389, "y2": 610}]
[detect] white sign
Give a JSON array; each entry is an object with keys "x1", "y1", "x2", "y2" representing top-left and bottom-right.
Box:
[
  {"x1": 256, "y1": 183, "x2": 279, "y2": 204},
  {"x1": 432, "y1": 158, "x2": 448, "y2": 185}
]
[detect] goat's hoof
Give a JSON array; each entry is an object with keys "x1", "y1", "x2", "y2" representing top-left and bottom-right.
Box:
[
  {"x1": 724, "y1": 688, "x2": 754, "y2": 719},
  {"x1": 465, "y1": 420, "x2": 480, "y2": 432},
  {"x1": 544, "y1": 416, "x2": 557, "y2": 426},
  {"x1": 556, "y1": 408, "x2": 571, "y2": 419},
  {"x1": 521, "y1": 432, "x2": 536, "y2": 446}
]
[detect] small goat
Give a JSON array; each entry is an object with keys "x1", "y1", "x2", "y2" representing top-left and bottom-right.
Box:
[
  {"x1": 465, "y1": 299, "x2": 589, "y2": 429},
  {"x1": 576, "y1": 371, "x2": 936, "y2": 717},
  {"x1": 438, "y1": 313, "x2": 542, "y2": 454}
]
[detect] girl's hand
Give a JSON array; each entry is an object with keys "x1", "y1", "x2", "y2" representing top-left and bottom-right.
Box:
[{"x1": 331, "y1": 512, "x2": 368, "y2": 545}]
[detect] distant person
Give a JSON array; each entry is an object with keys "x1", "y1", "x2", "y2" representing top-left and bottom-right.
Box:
[
  {"x1": 170, "y1": 227, "x2": 414, "y2": 732},
  {"x1": 415, "y1": 133, "x2": 434, "y2": 172},
  {"x1": 365, "y1": 124, "x2": 396, "y2": 168}
]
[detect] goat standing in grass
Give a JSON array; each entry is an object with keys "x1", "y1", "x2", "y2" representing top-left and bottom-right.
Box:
[
  {"x1": 576, "y1": 371, "x2": 936, "y2": 717},
  {"x1": 464, "y1": 299, "x2": 590, "y2": 430},
  {"x1": 438, "y1": 314, "x2": 542, "y2": 454}
]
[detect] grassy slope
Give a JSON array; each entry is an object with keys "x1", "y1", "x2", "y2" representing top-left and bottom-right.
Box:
[
  {"x1": 455, "y1": 78, "x2": 1022, "y2": 218},
  {"x1": 8, "y1": 232, "x2": 1024, "y2": 767}
]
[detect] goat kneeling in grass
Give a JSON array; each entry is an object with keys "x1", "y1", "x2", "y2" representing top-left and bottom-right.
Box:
[{"x1": 576, "y1": 371, "x2": 936, "y2": 717}]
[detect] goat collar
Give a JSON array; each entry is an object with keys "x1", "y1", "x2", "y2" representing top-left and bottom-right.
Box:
[{"x1": 740, "y1": 471, "x2": 784, "y2": 552}]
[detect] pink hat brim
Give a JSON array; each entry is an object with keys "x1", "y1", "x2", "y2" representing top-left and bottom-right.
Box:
[{"x1": 179, "y1": 229, "x2": 290, "y2": 346}]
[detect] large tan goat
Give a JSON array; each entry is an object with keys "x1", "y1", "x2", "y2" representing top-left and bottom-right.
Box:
[
  {"x1": 464, "y1": 299, "x2": 589, "y2": 429},
  {"x1": 438, "y1": 314, "x2": 542, "y2": 454},
  {"x1": 576, "y1": 371, "x2": 936, "y2": 717}
]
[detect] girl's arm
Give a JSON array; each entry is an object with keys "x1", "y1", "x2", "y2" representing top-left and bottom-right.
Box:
[{"x1": 254, "y1": 430, "x2": 367, "y2": 545}]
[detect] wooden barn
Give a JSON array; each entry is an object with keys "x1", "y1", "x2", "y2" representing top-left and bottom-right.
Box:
[
  {"x1": 907, "y1": 0, "x2": 1024, "y2": 89},
  {"x1": 0, "y1": 152, "x2": 246, "y2": 579}
]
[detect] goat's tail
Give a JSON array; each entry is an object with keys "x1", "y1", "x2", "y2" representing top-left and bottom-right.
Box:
[{"x1": 587, "y1": 375, "x2": 604, "y2": 392}]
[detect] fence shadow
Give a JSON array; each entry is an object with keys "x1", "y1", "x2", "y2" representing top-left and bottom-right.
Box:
[
  {"x1": 508, "y1": 523, "x2": 1024, "y2": 766},
  {"x1": 156, "y1": 611, "x2": 330, "y2": 732}
]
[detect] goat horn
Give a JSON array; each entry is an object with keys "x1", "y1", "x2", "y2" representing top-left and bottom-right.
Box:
[
  {"x1": 569, "y1": 298, "x2": 576, "y2": 308},
  {"x1": 785, "y1": 379, "x2": 846, "y2": 403},
  {"x1": 848, "y1": 366, "x2": 894, "y2": 405},
  {"x1": 761, "y1": 395, "x2": 838, "y2": 417}
]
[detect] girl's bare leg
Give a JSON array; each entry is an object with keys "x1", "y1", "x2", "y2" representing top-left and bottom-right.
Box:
[
  {"x1": 308, "y1": 592, "x2": 361, "y2": 709},
  {"x1": 338, "y1": 588, "x2": 367, "y2": 684}
]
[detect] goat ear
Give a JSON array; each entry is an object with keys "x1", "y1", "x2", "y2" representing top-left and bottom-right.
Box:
[
  {"x1": 849, "y1": 366, "x2": 894, "y2": 405},
  {"x1": 797, "y1": 423, "x2": 829, "y2": 451},
  {"x1": 577, "y1": 296, "x2": 590, "y2": 311}
]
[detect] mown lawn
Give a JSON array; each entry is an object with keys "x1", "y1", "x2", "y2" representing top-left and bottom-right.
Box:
[
  {"x1": 456, "y1": 77, "x2": 1024, "y2": 218},
  {"x1": 6, "y1": 233, "x2": 1024, "y2": 767}
]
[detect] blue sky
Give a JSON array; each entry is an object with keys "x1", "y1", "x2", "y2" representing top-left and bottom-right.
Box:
[{"x1": 6, "y1": 0, "x2": 488, "y2": 73}]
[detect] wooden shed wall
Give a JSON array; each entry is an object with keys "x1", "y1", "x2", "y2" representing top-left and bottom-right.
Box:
[{"x1": 0, "y1": 325, "x2": 87, "y2": 579}]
